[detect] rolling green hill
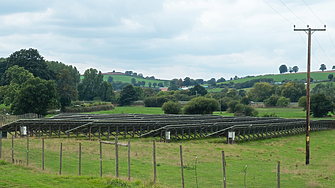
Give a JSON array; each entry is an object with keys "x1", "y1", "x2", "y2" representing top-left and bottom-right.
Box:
[{"x1": 220, "y1": 71, "x2": 334, "y2": 84}]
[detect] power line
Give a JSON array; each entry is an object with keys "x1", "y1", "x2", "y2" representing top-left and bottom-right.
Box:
[
  {"x1": 262, "y1": 0, "x2": 294, "y2": 25},
  {"x1": 279, "y1": 0, "x2": 307, "y2": 24},
  {"x1": 327, "y1": 31, "x2": 335, "y2": 49},
  {"x1": 302, "y1": 0, "x2": 324, "y2": 24},
  {"x1": 313, "y1": 35, "x2": 333, "y2": 64},
  {"x1": 298, "y1": 32, "x2": 321, "y2": 64}
]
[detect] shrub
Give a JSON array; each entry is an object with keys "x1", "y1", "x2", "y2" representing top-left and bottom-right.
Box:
[
  {"x1": 310, "y1": 93, "x2": 335, "y2": 117},
  {"x1": 243, "y1": 105, "x2": 258, "y2": 117},
  {"x1": 218, "y1": 97, "x2": 231, "y2": 111},
  {"x1": 162, "y1": 101, "x2": 182, "y2": 114},
  {"x1": 261, "y1": 113, "x2": 278, "y2": 117},
  {"x1": 264, "y1": 95, "x2": 280, "y2": 107},
  {"x1": 227, "y1": 100, "x2": 239, "y2": 113},
  {"x1": 240, "y1": 96, "x2": 251, "y2": 105},
  {"x1": 183, "y1": 97, "x2": 219, "y2": 114},
  {"x1": 298, "y1": 96, "x2": 307, "y2": 110},
  {"x1": 276, "y1": 97, "x2": 290, "y2": 107},
  {"x1": 143, "y1": 97, "x2": 159, "y2": 107}
]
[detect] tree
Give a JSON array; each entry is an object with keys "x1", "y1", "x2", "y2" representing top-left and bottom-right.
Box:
[
  {"x1": 217, "y1": 77, "x2": 226, "y2": 83},
  {"x1": 279, "y1": 64, "x2": 288, "y2": 74},
  {"x1": 138, "y1": 73, "x2": 143, "y2": 78},
  {"x1": 276, "y1": 97, "x2": 290, "y2": 107},
  {"x1": 134, "y1": 86, "x2": 144, "y2": 100},
  {"x1": 162, "y1": 101, "x2": 182, "y2": 114},
  {"x1": 196, "y1": 79, "x2": 204, "y2": 85},
  {"x1": 107, "y1": 76, "x2": 114, "y2": 83},
  {"x1": 289, "y1": 67, "x2": 293, "y2": 73},
  {"x1": 99, "y1": 81, "x2": 115, "y2": 102},
  {"x1": 246, "y1": 82, "x2": 273, "y2": 102},
  {"x1": 264, "y1": 95, "x2": 280, "y2": 107},
  {"x1": 0, "y1": 58, "x2": 7, "y2": 80},
  {"x1": 118, "y1": 85, "x2": 137, "y2": 106},
  {"x1": 148, "y1": 82, "x2": 152, "y2": 87},
  {"x1": 168, "y1": 85, "x2": 179, "y2": 91},
  {"x1": 183, "y1": 77, "x2": 191, "y2": 86},
  {"x1": 189, "y1": 84, "x2": 207, "y2": 96},
  {"x1": 131, "y1": 78, "x2": 136, "y2": 85},
  {"x1": 3, "y1": 48, "x2": 55, "y2": 85},
  {"x1": 141, "y1": 81, "x2": 145, "y2": 87},
  {"x1": 158, "y1": 83, "x2": 164, "y2": 87},
  {"x1": 320, "y1": 64, "x2": 327, "y2": 71},
  {"x1": 227, "y1": 100, "x2": 240, "y2": 113},
  {"x1": 183, "y1": 97, "x2": 219, "y2": 114},
  {"x1": 332, "y1": 65, "x2": 335, "y2": 70},
  {"x1": 77, "y1": 68, "x2": 104, "y2": 101},
  {"x1": 281, "y1": 81, "x2": 306, "y2": 102},
  {"x1": 328, "y1": 74, "x2": 334, "y2": 81},
  {"x1": 293, "y1": 66, "x2": 299, "y2": 73},
  {"x1": 153, "y1": 83, "x2": 157, "y2": 88},
  {"x1": 310, "y1": 93, "x2": 335, "y2": 117},
  {"x1": 56, "y1": 69, "x2": 79, "y2": 111},
  {"x1": 298, "y1": 96, "x2": 307, "y2": 110},
  {"x1": 11, "y1": 77, "x2": 58, "y2": 115},
  {"x1": 46, "y1": 61, "x2": 80, "y2": 84},
  {"x1": 219, "y1": 97, "x2": 232, "y2": 111}
]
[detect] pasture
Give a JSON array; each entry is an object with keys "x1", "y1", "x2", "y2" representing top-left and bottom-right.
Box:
[{"x1": 0, "y1": 129, "x2": 334, "y2": 187}]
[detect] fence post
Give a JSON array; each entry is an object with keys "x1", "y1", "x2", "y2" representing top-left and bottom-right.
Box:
[
  {"x1": 60, "y1": 143, "x2": 62, "y2": 175},
  {"x1": 115, "y1": 136, "x2": 119, "y2": 178},
  {"x1": 277, "y1": 161, "x2": 280, "y2": 188},
  {"x1": 12, "y1": 136, "x2": 13, "y2": 164},
  {"x1": 27, "y1": 132, "x2": 29, "y2": 166},
  {"x1": 153, "y1": 140, "x2": 156, "y2": 184},
  {"x1": 100, "y1": 141, "x2": 102, "y2": 177},
  {"x1": 222, "y1": 151, "x2": 226, "y2": 188},
  {"x1": 42, "y1": 138, "x2": 44, "y2": 170},
  {"x1": 128, "y1": 138, "x2": 130, "y2": 181},
  {"x1": 180, "y1": 145, "x2": 184, "y2": 188},
  {"x1": 79, "y1": 143, "x2": 81, "y2": 175}
]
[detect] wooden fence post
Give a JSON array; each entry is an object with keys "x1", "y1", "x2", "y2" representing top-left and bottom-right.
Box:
[
  {"x1": 222, "y1": 151, "x2": 226, "y2": 188},
  {"x1": 27, "y1": 132, "x2": 29, "y2": 166},
  {"x1": 115, "y1": 136, "x2": 119, "y2": 178},
  {"x1": 153, "y1": 140, "x2": 156, "y2": 184},
  {"x1": 277, "y1": 161, "x2": 280, "y2": 188},
  {"x1": 42, "y1": 138, "x2": 44, "y2": 170},
  {"x1": 11, "y1": 136, "x2": 13, "y2": 164},
  {"x1": 128, "y1": 138, "x2": 130, "y2": 181},
  {"x1": 60, "y1": 143, "x2": 62, "y2": 175},
  {"x1": 79, "y1": 143, "x2": 81, "y2": 176},
  {"x1": 100, "y1": 141, "x2": 102, "y2": 177},
  {"x1": 180, "y1": 145, "x2": 184, "y2": 188}
]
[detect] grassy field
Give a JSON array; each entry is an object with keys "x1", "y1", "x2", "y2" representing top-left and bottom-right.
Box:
[
  {"x1": 80, "y1": 74, "x2": 168, "y2": 88},
  {"x1": 88, "y1": 106, "x2": 164, "y2": 115},
  {"x1": 217, "y1": 71, "x2": 333, "y2": 84},
  {"x1": 1, "y1": 129, "x2": 334, "y2": 187}
]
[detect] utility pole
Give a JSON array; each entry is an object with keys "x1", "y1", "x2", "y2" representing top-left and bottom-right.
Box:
[{"x1": 294, "y1": 25, "x2": 326, "y2": 165}]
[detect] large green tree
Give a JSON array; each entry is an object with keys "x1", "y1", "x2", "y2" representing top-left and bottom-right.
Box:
[
  {"x1": 279, "y1": 64, "x2": 288, "y2": 74},
  {"x1": 189, "y1": 84, "x2": 207, "y2": 96},
  {"x1": 183, "y1": 97, "x2": 219, "y2": 114},
  {"x1": 118, "y1": 84, "x2": 137, "y2": 106},
  {"x1": 78, "y1": 68, "x2": 104, "y2": 101},
  {"x1": 56, "y1": 69, "x2": 79, "y2": 111},
  {"x1": 2, "y1": 48, "x2": 55, "y2": 85},
  {"x1": 246, "y1": 82, "x2": 273, "y2": 102},
  {"x1": 310, "y1": 93, "x2": 335, "y2": 117},
  {"x1": 46, "y1": 61, "x2": 80, "y2": 84},
  {"x1": 281, "y1": 81, "x2": 306, "y2": 102},
  {"x1": 319, "y1": 64, "x2": 327, "y2": 71},
  {"x1": 11, "y1": 77, "x2": 58, "y2": 115}
]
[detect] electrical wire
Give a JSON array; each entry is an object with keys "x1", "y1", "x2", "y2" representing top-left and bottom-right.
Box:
[
  {"x1": 298, "y1": 32, "x2": 321, "y2": 64},
  {"x1": 302, "y1": 0, "x2": 324, "y2": 24},
  {"x1": 313, "y1": 35, "x2": 333, "y2": 64},
  {"x1": 262, "y1": 0, "x2": 294, "y2": 25},
  {"x1": 279, "y1": 0, "x2": 307, "y2": 25}
]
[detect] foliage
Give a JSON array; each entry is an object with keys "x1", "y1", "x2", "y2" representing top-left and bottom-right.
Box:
[
  {"x1": 189, "y1": 84, "x2": 207, "y2": 96},
  {"x1": 276, "y1": 97, "x2": 290, "y2": 107},
  {"x1": 328, "y1": 74, "x2": 333, "y2": 81},
  {"x1": 3, "y1": 48, "x2": 55, "y2": 85},
  {"x1": 107, "y1": 76, "x2": 114, "y2": 83},
  {"x1": 118, "y1": 85, "x2": 137, "y2": 106},
  {"x1": 56, "y1": 69, "x2": 79, "y2": 112},
  {"x1": 240, "y1": 96, "x2": 251, "y2": 105},
  {"x1": 168, "y1": 85, "x2": 179, "y2": 91},
  {"x1": 11, "y1": 77, "x2": 59, "y2": 115},
  {"x1": 298, "y1": 96, "x2": 307, "y2": 110},
  {"x1": 292, "y1": 66, "x2": 299, "y2": 73},
  {"x1": 279, "y1": 64, "x2": 288, "y2": 74},
  {"x1": 319, "y1": 64, "x2": 327, "y2": 71},
  {"x1": 227, "y1": 100, "x2": 239, "y2": 113},
  {"x1": 242, "y1": 105, "x2": 258, "y2": 117},
  {"x1": 263, "y1": 95, "x2": 280, "y2": 107},
  {"x1": 46, "y1": 61, "x2": 80, "y2": 84},
  {"x1": 134, "y1": 86, "x2": 144, "y2": 100},
  {"x1": 261, "y1": 113, "x2": 278, "y2": 117},
  {"x1": 281, "y1": 81, "x2": 306, "y2": 102},
  {"x1": 310, "y1": 93, "x2": 335, "y2": 117},
  {"x1": 219, "y1": 97, "x2": 232, "y2": 111},
  {"x1": 246, "y1": 82, "x2": 272, "y2": 102},
  {"x1": 161, "y1": 101, "x2": 182, "y2": 114},
  {"x1": 183, "y1": 97, "x2": 219, "y2": 114}
]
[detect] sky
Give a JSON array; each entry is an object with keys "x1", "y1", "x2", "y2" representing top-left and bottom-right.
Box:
[{"x1": 1, "y1": 0, "x2": 335, "y2": 80}]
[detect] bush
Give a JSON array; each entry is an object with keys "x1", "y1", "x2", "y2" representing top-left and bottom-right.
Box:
[
  {"x1": 240, "y1": 96, "x2": 251, "y2": 105},
  {"x1": 243, "y1": 105, "x2": 258, "y2": 116},
  {"x1": 143, "y1": 97, "x2": 159, "y2": 107},
  {"x1": 227, "y1": 100, "x2": 239, "y2": 113},
  {"x1": 298, "y1": 96, "x2": 307, "y2": 110},
  {"x1": 183, "y1": 97, "x2": 219, "y2": 114},
  {"x1": 310, "y1": 93, "x2": 335, "y2": 117},
  {"x1": 261, "y1": 113, "x2": 278, "y2": 117},
  {"x1": 218, "y1": 97, "x2": 231, "y2": 111},
  {"x1": 162, "y1": 101, "x2": 182, "y2": 114},
  {"x1": 264, "y1": 95, "x2": 280, "y2": 107},
  {"x1": 276, "y1": 97, "x2": 290, "y2": 107}
]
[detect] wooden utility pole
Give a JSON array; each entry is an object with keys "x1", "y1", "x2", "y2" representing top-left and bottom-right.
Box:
[{"x1": 294, "y1": 25, "x2": 326, "y2": 165}]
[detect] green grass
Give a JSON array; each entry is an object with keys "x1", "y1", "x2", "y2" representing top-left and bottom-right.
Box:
[
  {"x1": 81, "y1": 74, "x2": 168, "y2": 88},
  {"x1": 218, "y1": 71, "x2": 333, "y2": 84},
  {"x1": 1, "y1": 129, "x2": 334, "y2": 187}
]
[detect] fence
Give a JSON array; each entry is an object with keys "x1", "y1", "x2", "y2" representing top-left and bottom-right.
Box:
[{"x1": 0, "y1": 135, "x2": 290, "y2": 188}]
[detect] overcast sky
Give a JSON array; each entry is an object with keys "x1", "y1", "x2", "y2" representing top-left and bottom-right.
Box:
[{"x1": 1, "y1": 0, "x2": 335, "y2": 80}]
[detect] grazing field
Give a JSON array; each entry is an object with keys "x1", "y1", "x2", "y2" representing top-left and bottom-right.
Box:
[
  {"x1": 1, "y1": 130, "x2": 334, "y2": 187},
  {"x1": 88, "y1": 106, "x2": 164, "y2": 114}
]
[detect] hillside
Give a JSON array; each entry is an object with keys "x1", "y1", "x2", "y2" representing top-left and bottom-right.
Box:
[
  {"x1": 219, "y1": 71, "x2": 334, "y2": 84},
  {"x1": 80, "y1": 73, "x2": 169, "y2": 88}
]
